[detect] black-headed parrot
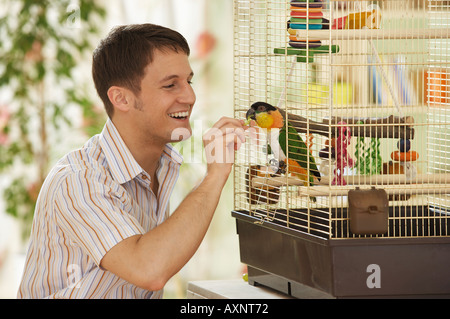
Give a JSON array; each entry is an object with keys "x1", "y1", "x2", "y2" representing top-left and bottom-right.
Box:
[{"x1": 245, "y1": 101, "x2": 321, "y2": 188}]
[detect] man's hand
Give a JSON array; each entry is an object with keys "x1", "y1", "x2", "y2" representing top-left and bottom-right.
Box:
[{"x1": 202, "y1": 117, "x2": 247, "y2": 176}]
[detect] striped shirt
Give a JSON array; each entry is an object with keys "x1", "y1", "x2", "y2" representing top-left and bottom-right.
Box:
[{"x1": 17, "y1": 119, "x2": 182, "y2": 299}]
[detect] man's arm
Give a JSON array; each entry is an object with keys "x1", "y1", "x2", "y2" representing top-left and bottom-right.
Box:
[{"x1": 100, "y1": 117, "x2": 247, "y2": 291}]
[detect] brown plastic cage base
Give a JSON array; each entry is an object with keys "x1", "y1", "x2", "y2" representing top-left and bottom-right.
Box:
[{"x1": 232, "y1": 207, "x2": 450, "y2": 298}]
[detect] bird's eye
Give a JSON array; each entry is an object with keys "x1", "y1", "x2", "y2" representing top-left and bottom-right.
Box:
[{"x1": 257, "y1": 105, "x2": 265, "y2": 112}]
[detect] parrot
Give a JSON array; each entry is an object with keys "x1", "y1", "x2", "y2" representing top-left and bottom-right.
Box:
[{"x1": 245, "y1": 101, "x2": 321, "y2": 190}]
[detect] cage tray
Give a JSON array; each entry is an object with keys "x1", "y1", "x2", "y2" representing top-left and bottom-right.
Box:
[{"x1": 232, "y1": 207, "x2": 450, "y2": 298}]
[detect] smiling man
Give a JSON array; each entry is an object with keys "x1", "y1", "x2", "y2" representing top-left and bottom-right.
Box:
[{"x1": 17, "y1": 24, "x2": 248, "y2": 299}]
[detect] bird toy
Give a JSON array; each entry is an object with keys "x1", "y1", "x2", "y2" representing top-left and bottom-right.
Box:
[
  {"x1": 391, "y1": 138, "x2": 419, "y2": 181},
  {"x1": 354, "y1": 121, "x2": 382, "y2": 175},
  {"x1": 332, "y1": 122, "x2": 354, "y2": 186}
]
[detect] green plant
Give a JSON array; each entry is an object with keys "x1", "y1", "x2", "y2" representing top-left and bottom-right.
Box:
[{"x1": 0, "y1": 0, "x2": 106, "y2": 238}]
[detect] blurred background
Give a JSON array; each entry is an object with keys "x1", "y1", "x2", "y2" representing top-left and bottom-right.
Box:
[{"x1": 0, "y1": 0, "x2": 242, "y2": 298}]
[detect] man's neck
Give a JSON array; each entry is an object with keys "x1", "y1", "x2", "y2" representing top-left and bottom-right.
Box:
[{"x1": 111, "y1": 118, "x2": 165, "y2": 178}]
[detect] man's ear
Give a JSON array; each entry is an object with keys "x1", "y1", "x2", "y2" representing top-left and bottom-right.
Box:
[{"x1": 107, "y1": 86, "x2": 134, "y2": 112}]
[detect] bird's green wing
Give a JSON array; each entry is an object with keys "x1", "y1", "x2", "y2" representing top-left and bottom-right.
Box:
[{"x1": 279, "y1": 122, "x2": 320, "y2": 184}]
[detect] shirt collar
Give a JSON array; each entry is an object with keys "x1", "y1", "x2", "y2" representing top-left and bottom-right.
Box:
[
  {"x1": 99, "y1": 119, "x2": 183, "y2": 184},
  {"x1": 162, "y1": 144, "x2": 183, "y2": 166}
]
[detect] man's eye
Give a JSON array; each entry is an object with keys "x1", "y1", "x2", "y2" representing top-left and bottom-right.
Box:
[{"x1": 163, "y1": 80, "x2": 192, "y2": 89}]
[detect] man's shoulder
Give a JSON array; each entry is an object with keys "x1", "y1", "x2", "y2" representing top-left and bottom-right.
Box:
[{"x1": 48, "y1": 136, "x2": 110, "y2": 184}]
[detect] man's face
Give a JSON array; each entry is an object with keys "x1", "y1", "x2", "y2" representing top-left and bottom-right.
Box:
[{"x1": 130, "y1": 50, "x2": 196, "y2": 146}]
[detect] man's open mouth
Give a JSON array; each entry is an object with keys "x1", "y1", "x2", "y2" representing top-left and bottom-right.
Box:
[{"x1": 168, "y1": 111, "x2": 189, "y2": 120}]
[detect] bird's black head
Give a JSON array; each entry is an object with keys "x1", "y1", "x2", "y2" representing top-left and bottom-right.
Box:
[{"x1": 246, "y1": 101, "x2": 277, "y2": 121}]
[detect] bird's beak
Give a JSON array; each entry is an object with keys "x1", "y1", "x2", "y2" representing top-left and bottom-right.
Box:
[{"x1": 245, "y1": 108, "x2": 256, "y2": 121}]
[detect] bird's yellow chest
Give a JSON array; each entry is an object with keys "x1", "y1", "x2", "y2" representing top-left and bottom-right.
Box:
[{"x1": 255, "y1": 112, "x2": 274, "y2": 128}]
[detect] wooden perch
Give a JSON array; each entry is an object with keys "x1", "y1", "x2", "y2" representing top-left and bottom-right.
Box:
[
  {"x1": 297, "y1": 184, "x2": 450, "y2": 197},
  {"x1": 246, "y1": 165, "x2": 281, "y2": 205},
  {"x1": 277, "y1": 107, "x2": 415, "y2": 139},
  {"x1": 251, "y1": 173, "x2": 450, "y2": 188},
  {"x1": 324, "y1": 115, "x2": 415, "y2": 139}
]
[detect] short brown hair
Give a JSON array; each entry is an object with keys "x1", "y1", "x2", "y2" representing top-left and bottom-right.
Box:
[{"x1": 92, "y1": 23, "x2": 190, "y2": 118}]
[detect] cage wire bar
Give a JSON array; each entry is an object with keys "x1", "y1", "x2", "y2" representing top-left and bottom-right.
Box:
[{"x1": 233, "y1": 0, "x2": 450, "y2": 240}]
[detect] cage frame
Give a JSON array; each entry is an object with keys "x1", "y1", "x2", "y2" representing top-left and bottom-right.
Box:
[{"x1": 232, "y1": 0, "x2": 450, "y2": 298}]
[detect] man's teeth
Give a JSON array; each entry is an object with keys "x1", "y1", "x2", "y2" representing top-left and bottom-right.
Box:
[{"x1": 169, "y1": 111, "x2": 189, "y2": 118}]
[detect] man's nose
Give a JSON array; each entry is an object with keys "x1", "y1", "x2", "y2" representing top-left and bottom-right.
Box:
[{"x1": 180, "y1": 83, "x2": 196, "y2": 105}]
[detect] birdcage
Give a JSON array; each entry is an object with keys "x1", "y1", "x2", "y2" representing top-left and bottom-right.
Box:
[{"x1": 232, "y1": 0, "x2": 450, "y2": 298}]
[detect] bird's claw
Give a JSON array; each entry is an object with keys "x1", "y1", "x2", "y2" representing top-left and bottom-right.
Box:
[{"x1": 268, "y1": 159, "x2": 286, "y2": 176}]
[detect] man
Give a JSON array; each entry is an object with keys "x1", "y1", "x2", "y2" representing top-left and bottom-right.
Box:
[{"x1": 17, "y1": 24, "x2": 248, "y2": 298}]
